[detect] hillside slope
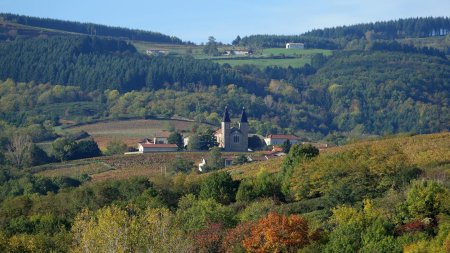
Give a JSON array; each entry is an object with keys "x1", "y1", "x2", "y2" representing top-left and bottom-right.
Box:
[{"x1": 0, "y1": 13, "x2": 183, "y2": 44}]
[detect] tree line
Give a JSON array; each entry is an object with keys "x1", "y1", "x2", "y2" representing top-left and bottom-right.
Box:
[
  {"x1": 237, "y1": 17, "x2": 450, "y2": 49},
  {"x1": 0, "y1": 36, "x2": 242, "y2": 92},
  {"x1": 0, "y1": 13, "x2": 184, "y2": 44}
]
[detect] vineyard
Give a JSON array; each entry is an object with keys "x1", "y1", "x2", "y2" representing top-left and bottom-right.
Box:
[{"x1": 66, "y1": 119, "x2": 211, "y2": 149}]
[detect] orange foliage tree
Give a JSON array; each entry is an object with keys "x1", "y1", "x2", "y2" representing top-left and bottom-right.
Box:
[
  {"x1": 243, "y1": 212, "x2": 310, "y2": 253},
  {"x1": 221, "y1": 221, "x2": 257, "y2": 253}
]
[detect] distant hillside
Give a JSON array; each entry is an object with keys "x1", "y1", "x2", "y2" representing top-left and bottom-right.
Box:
[
  {"x1": 0, "y1": 15, "x2": 448, "y2": 137},
  {"x1": 0, "y1": 36, "x2": 240, "y2": 92},
  {"x1": 238, "y1": 17, "x2": 450, "y2": 50},
  {"x1": 308, "y1": 50, "x2": 450, "y2": 134},
  {"x1": 304, "y1": 17, "x2": 450, "y2": 40},
  {"x1": 0, "y1": 13, "x2": 183, "y2": 44}
]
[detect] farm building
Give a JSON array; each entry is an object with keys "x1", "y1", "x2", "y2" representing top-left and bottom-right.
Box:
[
  {"x1": 264, "y1": 134, "x2": 301, "y2": 146},
  {"x1": 224, "y1": 50, "x2": 250, "y2": 56},
  {"x1": 137, "y1": 143, "x2": 178, "y2": 153},
  {"x1": 285, "y1": 43, "x2": 304, "y2": 49}
]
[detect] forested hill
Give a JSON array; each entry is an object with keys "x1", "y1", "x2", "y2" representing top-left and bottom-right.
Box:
[
  {"x1": 0, "y1": 13, "x2": 184, "y2": 44},
  {"x1": 0, "y1": 15, "x2": 448, "y2": 137},
  {"x1": 0, "y1": 36, "x2": 241, "y2": 92},
  {"x1": 238, "y1": 17, "x2": 450, "y2": 49},
  {"x1": 304, "y1": 17, "x2": 450, "y2": 39}
]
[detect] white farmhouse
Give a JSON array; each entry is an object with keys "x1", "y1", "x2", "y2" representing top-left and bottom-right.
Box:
[
  {"x1": 286, "y1": 43, "x2": 305, "y2": 49},
  {"x1": 138, "y1": 143, "x2": 178, "y2": 153},
  {"x1": 264, "y1": 134, "x2": 301, "y2": 146}
]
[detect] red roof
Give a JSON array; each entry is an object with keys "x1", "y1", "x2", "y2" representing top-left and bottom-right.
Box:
[
  {"x1": 139, "y1": 144, "x2": 178, "y2": 148},
  {"x1": 267, "y1": 134, "x2": 299, "y2": 140}
]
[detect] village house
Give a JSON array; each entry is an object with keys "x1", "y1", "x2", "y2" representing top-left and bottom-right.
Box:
[
  {"x1": 285, "y1": 43, "x2": 305, "y2": 49},
  {"x1": 264, "y1": 134, "x2": 301, "y2": 146}
]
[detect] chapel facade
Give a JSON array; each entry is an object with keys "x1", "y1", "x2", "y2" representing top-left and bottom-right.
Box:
[{"x1": 215, "y1": 107, "x2": 248, "y2": 152}]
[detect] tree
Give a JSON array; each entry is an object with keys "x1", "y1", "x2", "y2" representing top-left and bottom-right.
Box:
[
  {"x1": 281, "y1": 139, "x2": 292, "y2": 153},
  {"x1": 168, "y1": 132, "x2": 184, "y2": 150},
  {"x1": 281, "y1": 144, "x2": 319, "y2": 198},
  {"x1": 175, "y1": 194, "x2": 235, "y2": 232},
  {"x1": 193, "y1": 223, "x2": 224, "y2": 253},
  {"x1": 243, "y1": 212, "x2": 310, "y2": 253},
  {"x1": 70, "y1": 139, "x2": 102, "y2": 159},
  {"x1": 206, "y1": 147, "x2": 224, "y2": 170},
  {"x1": 402, "y1": 180, "x2": 449, "y2": 222},
  {"x1": 199, "y1": 129, "x2": 219, "y2": 150},
  {"x1": 51, "y1": 137, "x2": 76, "y2": 162},
  {"x1": 71, "y1": 206, "x2": 194, "y2": 253},
  {"x1": 232, "y1": 35, "x2": 241, "y2": 46},
  {"x1": 168, "y1": 157, "x2": 194, "y2": 173},
  {"x1": 187, "y1": 134, "x2": 201, "y2": 151},
  {"x1": 29, "y1": 144, "x2": 52, "y2": 166},
  {"x1": 248, "y1": 135, "x2": 265, "y2": 151},
  {"x1": 221, "y1": 221, "x2": 256, "y2": 253},
  {"x1": 203, "y1": 36, "x2": 220, "y2": 56},
  {"x1": 104, "y1": 139, "x2": 127, "y2": 155},
  {"x1": 199, "y1": 171, "x2": 238, "y2": 205},
  {"x1": 5, "y1": 134, "x2": 33, "y2": 168},
  {"x1": 52, "y1": 138, "x2": 101, "y2": 161},
  {"x1": 232, "y1": 154, "x2": 248, "y2": 165}
]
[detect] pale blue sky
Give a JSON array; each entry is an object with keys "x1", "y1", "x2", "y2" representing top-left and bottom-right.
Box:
[{"x1": 1, "y1": 0, "x2": 449, "y2": 43}]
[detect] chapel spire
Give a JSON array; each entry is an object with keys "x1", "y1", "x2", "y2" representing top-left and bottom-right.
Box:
[
  {"x1": 223, "y1": 106, "x2": 231, "y2": 123},
  {"x1": 240, "y1": 107, "x2": 248, "y2": 123}
]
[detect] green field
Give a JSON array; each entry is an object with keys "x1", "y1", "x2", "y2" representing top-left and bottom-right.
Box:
[
  {"x1": 211, "y1": 48, "x2": 332, "y2": 69},
  {"x1": 261, "y1": 48, "x2": 333, "y2": 56},
  {"x1": 131, "y1": 41, "x2": 334, "y2": 69},
  {"x1": 213, "y1": 57, "x2": 311, "y2": 68}
]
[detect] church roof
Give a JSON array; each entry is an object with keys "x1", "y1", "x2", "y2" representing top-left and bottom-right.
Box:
[
  {"x1": 223, "y1": 106, "x2": 231, "y2": 122},
  {"x1": 240, "y1": 107, "x2": 248, "y2": 123}
]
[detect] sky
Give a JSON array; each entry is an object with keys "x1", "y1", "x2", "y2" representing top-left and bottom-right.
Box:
[{"x1": 1, "y1": 0, "x2": 449, "y2": 43}]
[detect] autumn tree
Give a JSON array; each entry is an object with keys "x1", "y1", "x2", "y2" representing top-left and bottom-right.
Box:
[
  {"x1": 71, "y1": 206, "x2": 194, "y2": 253},
  {"x1": 221, "y1": 221, "x2": 256, "y2": 253},
  {"x1": 193, "y1": 223, "x2": 224, "y2": 253},
  {"x1": 5, "y1": 134, "x2": 32, "y2": 168},
  {"x1": 243, "y1": 212, "x2": 310, "y2": 252}
]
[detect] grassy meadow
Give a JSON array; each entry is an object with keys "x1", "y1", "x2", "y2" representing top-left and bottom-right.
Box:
[{"x1": 132, "y1": 40, "x2": 333, "y2": 69}]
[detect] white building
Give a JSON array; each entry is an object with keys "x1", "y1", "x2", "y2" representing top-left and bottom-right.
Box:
[
  {"x1": 286, "y1": 43, "x2": 305, "y2": 49},
  {"x1": 264, "y1": 134, "x2": 301, "y2": 146},
  {"x1": 137, "y1": 143, "x2": 178, "y2": 153}
]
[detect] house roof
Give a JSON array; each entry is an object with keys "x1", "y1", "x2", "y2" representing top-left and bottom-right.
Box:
[
  {"x1": 139, "y1": 143, "x2": 178, "y2": 148},
  {"x1": 266, "y1": 134, "x2": 299, "y2": 140}
]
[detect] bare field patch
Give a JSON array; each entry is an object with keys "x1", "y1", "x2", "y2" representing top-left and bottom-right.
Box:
[{"x1": 66, "y1": 119, "x2": 208, "y2": 149}]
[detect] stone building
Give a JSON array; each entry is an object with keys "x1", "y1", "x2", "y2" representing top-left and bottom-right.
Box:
[{"x1": 215, "y1": 107, "x2": 248, "y2": 152}]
